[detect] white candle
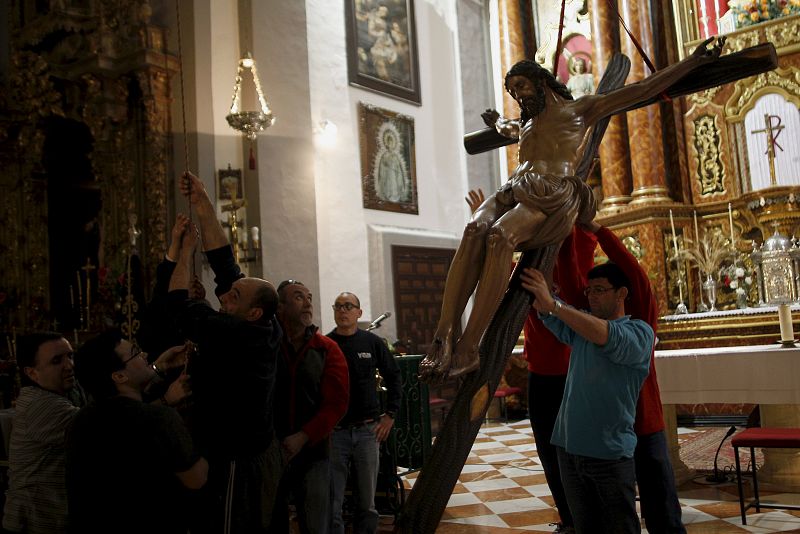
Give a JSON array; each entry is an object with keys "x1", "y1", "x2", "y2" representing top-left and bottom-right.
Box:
[
  {"x1": 250, "y1": 226, "x2": 260, "y2": 249},
  {"x1": 669, "y1": 209, "x2": 680, "y2": 257},
  {"x1": 778, "y1": 303, "x2": 794, "y2": 342},
  {"x1": 728, "y1": 203, "x2": 735, "y2": 249},
  {"x1": 241, "y1": 226, "x2": 249, "y2": 249},
  {"x1": 693, "y1": 210, "x2": 701, "y2": 244}
]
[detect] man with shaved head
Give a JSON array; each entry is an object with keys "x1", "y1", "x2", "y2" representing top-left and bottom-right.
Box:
[
  {"x1": 170, "y1": 172, "x2": 282, "y2": 533},
  {"x1": 328, "y1": 291, "x2": 402, "y2": 534}
]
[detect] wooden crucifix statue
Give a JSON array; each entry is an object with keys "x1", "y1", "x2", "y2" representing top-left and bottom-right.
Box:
[
  {"x1": 420, "y1": 37, "x2": 728, "y2": 382},
  {"x1": 400, "y1": 36, "x2": 778, "y2": 534}
]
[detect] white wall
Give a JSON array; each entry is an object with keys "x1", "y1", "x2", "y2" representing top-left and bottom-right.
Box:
[
  {"x1": 175, "y1": 0, "x2": 470, "y2": 332},
  {"x1": 307, "y1": 0, "x2": 470, "y2": 334}
]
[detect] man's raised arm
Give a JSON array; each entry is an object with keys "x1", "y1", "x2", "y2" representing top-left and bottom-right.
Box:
[{"x1": 180, "y1": 172, "x2": 228, "y2": 252}]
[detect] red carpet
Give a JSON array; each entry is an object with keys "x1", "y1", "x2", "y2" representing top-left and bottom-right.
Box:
[{"x1": 679, "y1": 427, "x2": 764, "y2": 474}]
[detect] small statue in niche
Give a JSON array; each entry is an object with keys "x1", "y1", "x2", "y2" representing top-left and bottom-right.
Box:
[{"x1": 566, "y1": 56, "x2": 594, "y2": 99}]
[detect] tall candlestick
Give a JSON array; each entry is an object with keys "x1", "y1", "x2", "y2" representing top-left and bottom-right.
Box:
[{"x1": 728, "y1": 203, "x2": 736, "y2": 249}]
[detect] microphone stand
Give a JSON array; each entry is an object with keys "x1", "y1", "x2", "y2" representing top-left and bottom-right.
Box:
[{"x1": 706, "y1": 425, "x2": 738, "y2": 483}]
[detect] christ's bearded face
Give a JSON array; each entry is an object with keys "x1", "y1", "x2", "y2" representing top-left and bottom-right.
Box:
[
  {"x1": 506, "y1": 74, "x2": 546, "y2": 118},
  {"x1": 520, "y1": 86, "x2": 546, "y2": 118}
]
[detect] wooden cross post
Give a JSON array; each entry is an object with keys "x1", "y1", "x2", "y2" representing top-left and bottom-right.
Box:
[{"x1": 750, "y1": 113, "x2": 785, "y2": 186}]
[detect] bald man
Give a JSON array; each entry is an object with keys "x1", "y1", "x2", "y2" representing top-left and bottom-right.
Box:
[{"x1": 170, "y1": 173, "x2": 283, "y2": 533}]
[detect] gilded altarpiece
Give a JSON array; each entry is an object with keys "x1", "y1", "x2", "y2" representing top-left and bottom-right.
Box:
[{"x1": 0, "y1": 1, "x2": 177, "y2": 336}]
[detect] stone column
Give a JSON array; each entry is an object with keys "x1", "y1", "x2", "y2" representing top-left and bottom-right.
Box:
[
  {"x1": 619, "y1": 0, "x2": 671, "y2": 205},
  {"x1": 758, "y1": 404, "x2": 800, "y2": 491},
  {"x1": 589, "y1": 0, "x2": 633, "y2": 212},
  {"x1": 497, "y1": 0, "x2": 534, "y2": 177},
  {"x1": 663, "y1": 404, "x2": 695, "y2": 485}
]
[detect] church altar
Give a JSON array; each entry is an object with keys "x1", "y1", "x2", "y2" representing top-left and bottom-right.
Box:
[
  {"x1": 657, "y1": 305, "x2": 799, "y2": 350},
  {"x1": 655, "y1": 343, "x2": 800, "y2": 489}
]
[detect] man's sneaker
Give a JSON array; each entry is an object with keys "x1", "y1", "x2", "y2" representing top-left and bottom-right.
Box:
[{"x1": 550, "y1": 523, "x2": 576, "y2": 534}]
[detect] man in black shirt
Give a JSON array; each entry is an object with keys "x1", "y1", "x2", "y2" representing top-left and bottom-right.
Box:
[
  {"x1": 170, "y1": 173, "x2": 283, "y2": 533},
  {"x1": 67, "y1": 329, "x2": 207, "y2": 534},
  {"x1": 327, "y1": 292, "x2": 402, "y2": 534}
]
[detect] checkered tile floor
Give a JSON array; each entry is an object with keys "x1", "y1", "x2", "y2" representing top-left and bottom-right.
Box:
[{"x1": 397, "y1": 420, "x2": 800, "y2": 533}]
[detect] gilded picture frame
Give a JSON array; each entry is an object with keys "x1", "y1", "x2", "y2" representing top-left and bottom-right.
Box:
[
  {"x1": 358, "y1": 102, "x2": 418, "y2": 214},
  {"x1": 217, "y1": 166, "x2": 243, "y2": 200},
  {"x1": 345, "y1": 0, "x2": 422, "y2": 105}
]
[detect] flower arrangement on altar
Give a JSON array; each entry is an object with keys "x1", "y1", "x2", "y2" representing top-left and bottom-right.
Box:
[
  {"x1": 728, "y1": 0, "x2": 800, "y2": 27},
  {"x1": 720, "y1": 264, "x2": 757, "y2": 307},
  {"x1": 680, "y1": 229, "x2": 731, "y2": 278}
]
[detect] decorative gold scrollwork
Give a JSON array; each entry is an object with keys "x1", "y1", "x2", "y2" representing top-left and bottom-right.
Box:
[{"x1": 693, "y1": 115, "x2": 725, "y2": 195}]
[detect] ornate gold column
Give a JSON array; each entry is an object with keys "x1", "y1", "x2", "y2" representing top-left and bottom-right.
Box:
[
  {"x1": 619, "y1": 0, "x2": 672, "y2": 205},
  {"x1": 589, "y1": 0, "x2": 633, "y2": 212},
  {"x1": 498, "y1": 0, "x2": 534, "y2": 177}
]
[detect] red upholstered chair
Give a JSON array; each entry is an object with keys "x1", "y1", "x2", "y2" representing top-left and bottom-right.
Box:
[
  {"x1": 732, "y1": 427, "x2": 800, "y2": 525},
  {"x1": 490, "y1": 386, "x2": 523, "y2": 423}
]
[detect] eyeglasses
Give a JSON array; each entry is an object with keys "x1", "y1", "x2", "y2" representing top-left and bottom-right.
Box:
[
  {"x1": 583, "y1": 285, "x2": 617, "y2": 296},
  {"x1": 122, "y1": 347, "x2": 147, "y2": 366},
  {"x1": 332, "y1": 303, "x2": 359, "y2": 311}
]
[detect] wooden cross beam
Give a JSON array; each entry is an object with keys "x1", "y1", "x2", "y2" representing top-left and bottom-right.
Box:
[{"x1": 464, "y1": 43, "x2": 778, "y2": 155}]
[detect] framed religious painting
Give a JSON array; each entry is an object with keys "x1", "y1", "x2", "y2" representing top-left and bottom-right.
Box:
[
  {"x1": 217, "y1": 165, "x2": 243, "y2": 200},
  {"x1": 345, "y1": 0, "x2": 422, "y2": 105},
  {"x1": 358, "y1": 102, "x2": 418, "y2": 214}
]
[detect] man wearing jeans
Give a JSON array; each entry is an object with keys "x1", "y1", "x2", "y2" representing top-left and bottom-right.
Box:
[
  {"x1": 521, "y1": 262, "x2": 653, "y2": 534},
  {"x1": 271, "y1": 280, "x2": 350, "y2": 534},
  {"x1": 327, "y1": 292, "x2": 402, "y2": 534}
]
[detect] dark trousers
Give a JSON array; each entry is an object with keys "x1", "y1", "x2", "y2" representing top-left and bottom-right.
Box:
[
  {"x1": 634, "y1": 431, "x2": 686, "y2": 534},
  {"x1": 556, "y1": 447, "x2": 640, "y2": 534},
  {"x1": 270, "y1": 454, "x2": 331, "y2": 534},
  {"x1": 191, "y1": 440, "x2": 281, "y2": 534},
  {"x1": 528, "y1": 372, "x2": 572, "y2": 527}
]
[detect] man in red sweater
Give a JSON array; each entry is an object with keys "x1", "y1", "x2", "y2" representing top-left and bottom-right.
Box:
[
  {"x1": 271, "y1": 280, "x2": 350, "y2": 534},
  {"x1": 524, "y1": 221, "x2": 684, "y2": 534}
]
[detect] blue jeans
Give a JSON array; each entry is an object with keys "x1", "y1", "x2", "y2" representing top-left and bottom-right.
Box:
[
  {"x1": 528, "y1": 372, "x2": 572, "y2": 527},
  {"x1": 635, "y1": 431, "x2": 686, "y2": 534},
  {"x1": 270, "y1": 453, "x2": 331, "y2": 534},
  {"x1": 556, "y1": 447, "x2": 640, "y2": 534},
  {"x1": 330, "y1": 424, "x2": 380, "y2": 534}
]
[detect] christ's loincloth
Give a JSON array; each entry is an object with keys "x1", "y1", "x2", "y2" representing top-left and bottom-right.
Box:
[{"x1": 496, "y1": 172, "x2": 596, "y2": 249}]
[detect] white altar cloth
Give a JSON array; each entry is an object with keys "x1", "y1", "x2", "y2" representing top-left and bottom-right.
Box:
[{"x1": 655, "y1": 344, "x2": 800, "y2": 405}]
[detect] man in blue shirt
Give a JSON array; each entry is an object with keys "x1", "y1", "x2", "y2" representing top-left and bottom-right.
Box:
[{"x1": 521, "y1": 262, "x2": 654, "y2": 534}]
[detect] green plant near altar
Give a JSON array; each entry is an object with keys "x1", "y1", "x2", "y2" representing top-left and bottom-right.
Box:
[{"x1": 728, "y1": 0, "x2": 800, "y2": 27}]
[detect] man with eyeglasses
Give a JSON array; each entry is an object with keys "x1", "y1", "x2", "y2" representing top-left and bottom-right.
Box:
[
  {"x1": 67, "y1": 329, "x2": 205, "y2": 533},
  {"x1": 172, "y1": 173, "x2": 283, "y2": 533},
  {"x1": 3, "y1": 332, "x2": 82, "y2": 534},
  {"x1": 327, "y1": 292, "x2": 401, "y2": 534},
  {"x1": 521, "y1": 257, "x2": 654, "y2": 534},
  {"x1": 270, "y1": 280, "x2": 349, "y2": 534},
  {"x1": 523, "y1": 221, "x2": 684, "y2": 534}
]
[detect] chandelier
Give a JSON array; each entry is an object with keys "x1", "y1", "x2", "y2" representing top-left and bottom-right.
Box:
[{"x1": 226, "y1": 52, "x2": 274, "y2": 140}]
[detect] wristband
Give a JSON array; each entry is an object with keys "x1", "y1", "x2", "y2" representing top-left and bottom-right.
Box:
[
  {"x1": 151, "y1": 363, "x2": 166, "y2": 379},
  {"x1": 550, "y1": 300, "x2": 563, "y2": 317}
]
